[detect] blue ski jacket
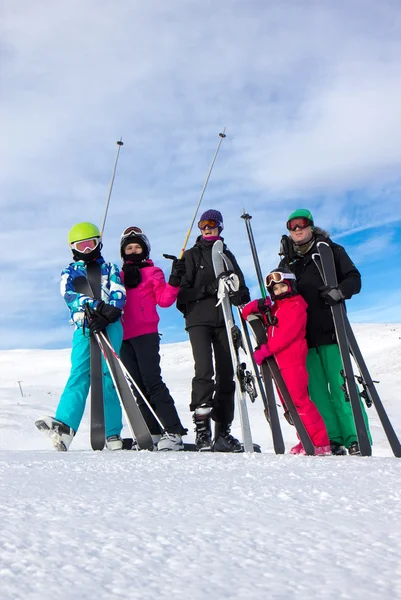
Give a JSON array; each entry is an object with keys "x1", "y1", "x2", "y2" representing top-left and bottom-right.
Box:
[{"x1": 60, "y1": 257, "x2": 126, "y2": 327}]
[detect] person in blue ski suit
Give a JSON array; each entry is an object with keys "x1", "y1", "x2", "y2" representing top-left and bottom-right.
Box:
[{"x1": 36, "y1": 222, "x2": 126, "y2": 452}]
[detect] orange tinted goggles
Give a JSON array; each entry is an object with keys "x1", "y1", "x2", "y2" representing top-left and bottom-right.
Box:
[{"x1": 198, "y1": 219, "x2": 218, "y2": 230}]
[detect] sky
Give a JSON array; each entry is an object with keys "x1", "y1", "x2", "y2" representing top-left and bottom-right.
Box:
[{"x1": 1, "y1": 0, "x2": 401, "y2": 349}]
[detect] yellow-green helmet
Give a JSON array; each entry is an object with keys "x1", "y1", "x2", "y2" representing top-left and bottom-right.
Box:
[{"x1": 68, "y1": 222, "x2": 101, "y2": 244}]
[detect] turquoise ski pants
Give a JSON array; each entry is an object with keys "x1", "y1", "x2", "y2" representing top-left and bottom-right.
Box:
[{"x1": 55, "y1": 321, "x2": 123, "y2": 436}]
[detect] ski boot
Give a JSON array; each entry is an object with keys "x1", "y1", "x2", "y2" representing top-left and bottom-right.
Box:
[
  {"x1": 35, "y1": 416, "x2": 75, "y2": 452},
  {"x1": 106, "y1": 435, "x2": 123, "y2": 451},
  {"x1": 348, "y1": 442, "x2": 361, "y2": 456},
  {"x1": 330, "y1": 440, "x2": 347, "y2": 456},
  {"x1": 193, "y1": 405, "x2": 213, "y2": 452},
  {"x1": 157, "y1": 433, "x2": 184, "y2": 451},
  {"x1": 213, "y1": 423, "x2": 242, "y2": 453}
]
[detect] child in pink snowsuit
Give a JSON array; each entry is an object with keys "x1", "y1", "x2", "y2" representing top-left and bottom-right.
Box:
[{"x1": 242, "y1": 267, "x2": 330, "y2": 455}]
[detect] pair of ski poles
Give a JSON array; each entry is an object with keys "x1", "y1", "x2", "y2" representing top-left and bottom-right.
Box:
[{"x1": 100, "y1": 130, "x2": 227, "y2": 257}]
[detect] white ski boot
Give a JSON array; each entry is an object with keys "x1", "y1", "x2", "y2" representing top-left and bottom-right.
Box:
[
  {"x1": 35, "y1": 416, "x2": 75, "y2": 452},
  {"x1": 106, "y1": 435, "x2": 123, "y2": 451},
  {"x1": 157, "y1": 433, "x2": 184, "y2": 451}
]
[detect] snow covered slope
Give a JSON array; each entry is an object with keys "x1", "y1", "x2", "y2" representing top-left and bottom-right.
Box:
[{"x1": 1, "y1": 324, "x2": 401, "y2": 600}]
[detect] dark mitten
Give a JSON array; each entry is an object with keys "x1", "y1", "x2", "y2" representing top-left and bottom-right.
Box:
[
  {"x1": 122, "y1": 263, "x2": 141, "y2": 288},
  {"x1": 88, "y1": 312, "x2": 110, "y2": 335},
  {"x1": 96, "y1": 301, "x2": 122, "y2": 323},
  {"x1": 205, "y1": 271, "x2": 234, "y2": 296},
  {"x1": 230, "y1": 289, "x2": 251, "y2": 307},
  {"x1": 319, "y1": 285, "x2": 345, "y2": 306},
  {"x1": 168, "y1": 258, "x2": 186, "y2": 287}
]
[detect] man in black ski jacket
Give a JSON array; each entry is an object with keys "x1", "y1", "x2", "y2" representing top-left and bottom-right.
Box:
[
  {"x1": 177, "y1": 209, "x2": 250, "y2": 452},
  {"x1": 280, "y1": 208, "x2": 371, "y2": 456}
]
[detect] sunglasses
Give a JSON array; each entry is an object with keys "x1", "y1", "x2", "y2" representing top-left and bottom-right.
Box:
[
  {"x1": 265, "y1": 271, "x2": 296, "y2": 288},
  {"x1": 198, "y1": 219, "x2": 218, "y2": 230},
  {"x1": 287, "y1": 217, "x2": 312, "y2": 231},
  {"x1": 70, "y1": 238, "x2": 100, "y2": 252}
]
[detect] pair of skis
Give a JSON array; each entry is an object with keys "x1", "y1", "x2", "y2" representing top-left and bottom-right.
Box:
[
  {"x1": 313, "y1": 242, "x2": 401, "y2": 458},
  {"x1": 212, "y1": 241, "x2": 304, "y2": 453},
  {"x1": 74, "y1": 263, "x2": 154, "y2": 451}
]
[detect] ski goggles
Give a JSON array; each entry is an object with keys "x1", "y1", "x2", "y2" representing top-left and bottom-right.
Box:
[
  {"x1": 120, "y1": 226, "x2": 145, "y2": 244},
  {"x1": 265, "y1": 271, "x2": 296, "y2": 288},
  {"x1": 286, "y1": 217, "x2": 313, "y2": 231},
  {"x1": 198, "y1": 219, "x2": 219, "y2": 230},
  {"x1": 70, "y1": 238, "x2": 100, "y2": 252}
]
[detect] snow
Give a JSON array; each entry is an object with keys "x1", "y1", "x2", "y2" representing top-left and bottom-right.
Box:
[{"x1": 1, "y1": 324, "x2": 401, "y2": 600}]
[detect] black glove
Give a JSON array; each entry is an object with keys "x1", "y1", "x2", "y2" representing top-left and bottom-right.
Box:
[
  {"x1": 230, "y1": 289, "x2": 251, "y2": 307},
  {"x1": 319, "y1": 285, "x2": 345, "y2": 306},
  {"x1": 96, "y1": 301, "x2": 122, "y2": 323},
  {"x1": 205, "y1": 271, "x2": 234, "y2": 296},
  {"x1": 88, "y1": 312, "x2": 110, "y2": 335},
  {"x1": 168, "y1": 258, "x2": 186, "y2": 287}
]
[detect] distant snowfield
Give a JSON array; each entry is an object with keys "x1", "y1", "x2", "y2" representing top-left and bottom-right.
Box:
[{"x1": 1, "y1": 324, "x2": 401, "y2": 600}]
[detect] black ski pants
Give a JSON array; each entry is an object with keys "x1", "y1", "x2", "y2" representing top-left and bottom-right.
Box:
[
  {"x1": 120, "y1": 333, "x2": 184, "y2": 435},
  {"x1": 188, "y1": 325, "x2": 235, "y2": 424}
]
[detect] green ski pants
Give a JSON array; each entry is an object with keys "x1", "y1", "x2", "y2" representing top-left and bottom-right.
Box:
[{"x1": 306, "y1": 344, "x2": 372, "y2": 448}]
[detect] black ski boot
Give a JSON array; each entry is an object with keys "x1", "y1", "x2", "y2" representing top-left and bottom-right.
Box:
[
  {"x1": 193, "y1": 405, "x2": 213, "y2": 452},
  {"x1": 330, "y1": 440, "x2": 347, "y2": 456},
  {"x1": 348, "y1": 442, "x2": 361, "y2": 456},
  {"x1": 213, "y1": 423, "x2": 242, "y2": 453}
]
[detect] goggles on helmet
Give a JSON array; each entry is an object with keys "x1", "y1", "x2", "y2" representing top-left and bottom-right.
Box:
[
  {"x1": 287, "y1": 217, "x2": 313, "y2": 231},
  {"x1": 198, "y1": 219, "x2": 218, "y2": 230},
  {"x1": 121, "y1": 226, "x2": 145, "y2": 244},
  {"x1": 266, "y1": 271, "x2": 297, "y2": 288},
  {"x1": 70, "y1": 238, "x2": 100, "y2": 253}
]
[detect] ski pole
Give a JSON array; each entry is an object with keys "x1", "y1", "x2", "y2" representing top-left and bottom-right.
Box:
[
  {"x1": 178, "y1": 129, "x2": 226, "y2": 259},
  {"x1": 100, "y1": 137, "x2": 124, "y2": 236},
  {"x1": 241, "y1": 210, "x2": 266, "y2": 299}
]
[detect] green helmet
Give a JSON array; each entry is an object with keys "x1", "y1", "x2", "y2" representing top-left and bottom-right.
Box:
[
  {"x1": 68, "y1": 222, "x2": 101, "y2": 244},
  {"x1": 286, "y1": 208, "x2": 314, "y2": 230}
]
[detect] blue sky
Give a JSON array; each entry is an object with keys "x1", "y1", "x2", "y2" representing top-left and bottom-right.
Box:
[{"x1": 1, "y1": 0, "x2": 401, "y2": 350}]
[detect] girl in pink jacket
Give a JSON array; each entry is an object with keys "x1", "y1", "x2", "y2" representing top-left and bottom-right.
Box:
[
  {"x1": 119, "y1": 226, "x2": 186, "y2": 451},
  {"x1": 242, "y1": 267, "x2": 330, "y2": 455}
]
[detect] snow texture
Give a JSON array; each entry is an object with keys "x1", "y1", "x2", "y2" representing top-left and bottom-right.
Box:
[{"x1": 1, "y1": 324, "x2": 401, "y2": 600}]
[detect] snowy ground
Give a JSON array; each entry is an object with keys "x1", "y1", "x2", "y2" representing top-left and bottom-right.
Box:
[{"x1": 1, "y1": 324, "x2": 401, "y2": 599}]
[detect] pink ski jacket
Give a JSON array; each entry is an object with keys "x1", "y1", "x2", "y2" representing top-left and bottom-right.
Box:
[
  {"x1": 120, "y1": 260, "x2": 178, "y2": 340},
  {"x1": 243, "y1": 295, "x2": 309, "y2": 370}
]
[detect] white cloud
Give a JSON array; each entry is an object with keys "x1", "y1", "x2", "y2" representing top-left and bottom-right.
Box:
[{"x1": 2, "y1": 0, "x2": 401, "y2": 347}]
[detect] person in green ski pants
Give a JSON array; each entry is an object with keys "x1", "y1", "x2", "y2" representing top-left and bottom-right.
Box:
[{"x1": 279, "y1": 208, "x2": 372, "y2": 455}]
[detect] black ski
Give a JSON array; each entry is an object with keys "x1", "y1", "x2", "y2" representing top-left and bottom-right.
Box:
[
  {"x1": 246, "y1": 314, "x2": 314, "y2": 455},
  {"x1": 313, "y1": 251, "x2": 401, "y2": 458},
  {"x1": 245, "y1": 315, "x2": 286, "y2": 454},
  {"x1": 95, "y1": 331, "x2": 154, "y2": 450},
  {"x1": 73, "y1": 274, "x2": 153, "y2": 451},
  {"x1": 316, "y1": 242, "x2": 372, "y2": 456},
  {"x1": 85, "y1": 262, "x2": 105, "y2": 450}
]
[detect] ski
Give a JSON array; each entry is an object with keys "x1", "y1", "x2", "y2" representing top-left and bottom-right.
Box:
[
  {"x1": 246, "y1": 314, "x2": 314, "y2": 455},
  {"x1": 313, "y1": 251, "x2": 401, "y2": 458},
  {"x1": 73, "y1": 275, "x2": 153, "y2": 451},
  {"x1": 316, "y1": 241, "x2": 372, "y2": 456},
  {"x1": 245, "y1": 315, "x2": 286, "y2": 454},
  {"x1": 85, "y1": 262, "x2": 105, "y2": 450},
  {"x1": 94, "y1": 330, "x2": 154, "y2": 450},
  {"x1": 211, "y1": 240, "x2": 254, "y2": 452}
]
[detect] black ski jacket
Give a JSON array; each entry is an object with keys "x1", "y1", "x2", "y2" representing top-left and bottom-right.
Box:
[
  {"x1": 177, "y1": 236, "x2": 250, "y2": 329},
  {"x1": 280, "y1": 230, "x2": 361, "y2": 348}
]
